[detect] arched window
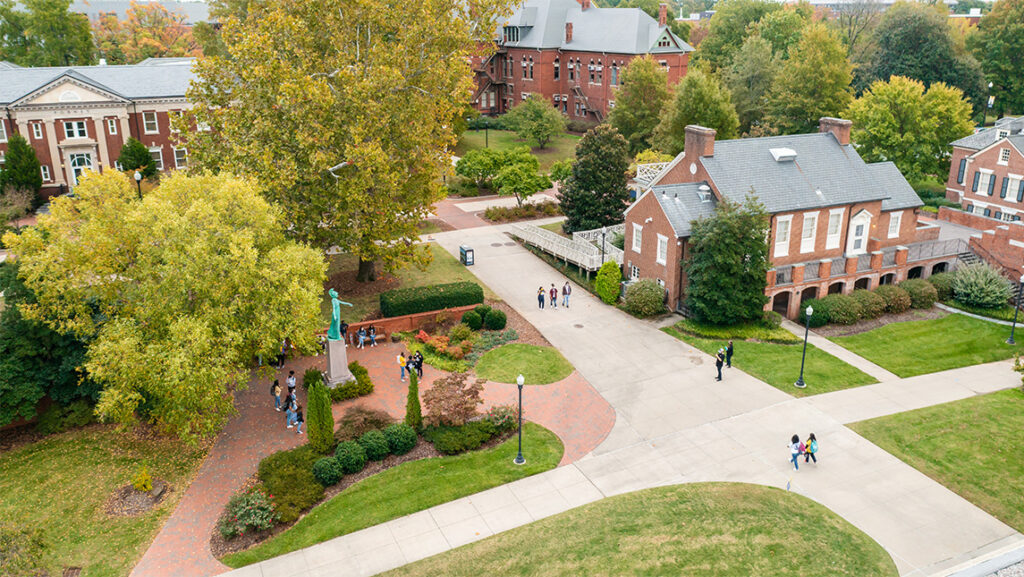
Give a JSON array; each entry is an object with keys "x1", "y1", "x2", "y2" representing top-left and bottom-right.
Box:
[
  {"x1": 553, "y1": 57, "x2": 560, "y2": 81},
  {"x1": 588, "y1": 59, "x2": 595, "y2": 83}
]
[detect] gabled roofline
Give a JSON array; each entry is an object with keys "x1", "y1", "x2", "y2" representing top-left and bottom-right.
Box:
[
  {"x1": 968, "y1": 136, "x2": 1024, "y2": 160},
  {"x1": 10, "y1": 71, "x2": 130, "y2": 107}
]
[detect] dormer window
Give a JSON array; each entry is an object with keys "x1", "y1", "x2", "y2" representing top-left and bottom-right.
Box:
[
  {"x1": 697, "y1": 184, "x2": 712, "y2": 202},
  {"x1": 503, "y1": 26, "x2": 520, "y2": 43},
  {"x1": 657, "y1": 34, "x2": 671, "y2": 48},
  {"x1": 998, "y1": 130, "x2": 1009, "y2": 139}
]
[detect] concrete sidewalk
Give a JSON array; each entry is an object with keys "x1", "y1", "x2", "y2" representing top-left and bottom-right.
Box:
[{"x1": 781, "y1": 318, "x2": 901, "y2": 382}]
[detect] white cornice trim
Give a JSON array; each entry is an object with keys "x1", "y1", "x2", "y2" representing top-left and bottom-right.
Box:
[{"x1": 12, "y1": 75, "x2": 130, "y2": 107}]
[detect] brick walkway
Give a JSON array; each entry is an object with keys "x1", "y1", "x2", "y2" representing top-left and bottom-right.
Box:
[{"x1": 131, "y1": 339, "x2": 611, "y2": 577}]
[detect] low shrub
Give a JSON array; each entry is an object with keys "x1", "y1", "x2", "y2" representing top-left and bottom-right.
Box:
[
  {"x1": 329, "y1": 361, "x2": 375, "y2": 401},
  {"x1": 595, "y1": 261, "x2": 622, "y2": 304},
  {"x1": 404, "y1": 340, "x2": 470, "y2": 372},
  {"x1": 463, "y1": 328, "x2": 519, "y2": 365},
  {"x1": 257, "y1": 445, "x2": 324, "y2": 523},
  {"x1": 928, "y1": 272, "x2": 955, "y2": 301},
  {"x1": 423, "y1": 372, "x2": 485, "y2": 427},
  {"x1": 461, "y1": 310, "x2": 483, "y2": 330},
  {"x1": 424, "y1": 420, "x2": 498, "y2": 455},
  {"x1": 483, "y1": 200, "x2": 561, "y2": 222},
  {"x1": 851, "y1": 289, "x2": 886, "y2": 319},
  {"x1": 425, "y1": 335, "x2": 450, "y2": 353},
  {"x1": 379, "y1": 281, "x2": 484, "y2": 318},
  {"x1": 334, "y1": 441, "x2": 368, "y2": 474},
  {"x1": 445, "y1": 344, "x2": 467, "y2": 359},
  {"x1": 874, "y1": 285, "x2": 912, "y2": 314},
  {"x1": 302, "y1": 367, "x2": 323, "y2": 389},
  {"x1": 218, "y1": 488, "x2": 279, "y2": 539},
  {"x1": 798, "y1": 299, "x2": 828, "y2": 328},
  {"x1": 623, "y1": 279, "x2": 666, "y2": 317},
  {"x1": 483, "y1": 309, "x2": 507, "y2": 330},
  {"x1": 672, "y1": 319, "x2": 799, "y2": 344},
  {"x1": 357, "y1": 430, "x2": 390, "y2": 461},
  {"x1": 312, "y1": 457, "x2": 344, "y2": 486},
  {"x1": 0, "y1": 524, "x2": 47, "y2": 576},
  {"x1": 761, "y1": 310, "x2": 783, "y2": 329},
  {"x1": 448, "y1": 323, "x2": 474, "y2": 342},
  {"x1": 485, "y1": 404, "x2": 521, "y2": 433},
  {"x1": 899, "y1": 279, "x2": 938, "y2": 309},
  {"x1": 820, "y1": 294, "x2": 863, "y2": 325},
  {"x1": 132, "y1": 465, "x2": 152, "y2": 493},
  {"x1": 335, "y1": 406, "x2": 394, "y2": 442},
  {"x1": 474, "y1": 304, "x2": 492, "y2": 319},
  {"x1": 946, "y1": 300, "x2": 1019, "y2": 321},
  {"x1": 35, "y1": 400, "x2": 95, "y2": 435},
  {"x1": 383, "y1": 423, "x2": 418, "y2": 455},
  {"x1": 953, "y1": 263, "x2": 1012, "y2": 309}
]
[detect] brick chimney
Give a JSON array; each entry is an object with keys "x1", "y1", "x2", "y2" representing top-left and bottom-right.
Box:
[
  {"x1": 684, "y1": 125, "x2": 716, "y2": 157},
  {"x1": 819, "y1": 117, "x2": 852, "y2": 146},
  {"x1": 579, "y1": 0, "x2": 591, "y2": 10},
  {"x1": 659, "y1": 3, "x2": 668, "y2": 26},
  {"x1": 565, "y1": 22, "x2": 573, "y2": 43}
]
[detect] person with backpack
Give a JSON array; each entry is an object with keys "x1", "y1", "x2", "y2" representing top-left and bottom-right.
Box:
[
  {"x1": 294, "y1": 404, "x2": 305, "y2": 435},
  {"x1": 537, "y1": 286, "x2": 545, "y2": 310},
  {"x1": 789, "y1": 434, "x2": 802, "y2": 471},
  {"x1": 549, "y1": 284, "x2": 558, "y2": 309},
  {"x1": 413, "y1": 351, "x2": 424, "y2": 378},
  {"x1": 562, "y1": 281, "x2": 571, "y2": 308},
  {"x1": 271, "y1": 379, "x2": 282, "y2": 412},
  {"x1": 286, "y1": 370, "x2": 297, "y2": 392},
  {"x1": 804, "y1": 433, "x2": 818, "y2": 464}
]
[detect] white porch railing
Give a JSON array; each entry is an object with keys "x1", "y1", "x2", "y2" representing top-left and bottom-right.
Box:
[
  {"x1": 508, "y1": 224, "x2": 623, "y2": 272},
  {"x1": 634, "y1": 162, "x2": 671, "y2": 186},
  {"x1": 571, "y1": 223, "x2": 625, "y2": 244}
]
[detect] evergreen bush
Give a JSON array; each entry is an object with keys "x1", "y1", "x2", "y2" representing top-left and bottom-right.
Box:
[
  {"x1": 379, "y1": 281, "x2": 484, "y2": 317},
  {"x1": 383, "y1": 423, "x2": 418, "y2": 455},
  {"x1": 899, "y1": 278, "x2": 938, "y2": 309},
  {"x1": 306, "y1": 382, "x2": 335, "y2": 454},
  {"x1": 405, "y1": 371, "x2": 423, "y2": 430},
  {"x1": 952, "y1": 263, "x2": 1012, "y2": 309},
  {"x1": 595, "y1": 261, "x2": 622, "y2": 304},
  {"x1": 623, "y1": 279, "x2": 666, "y2": 317},
  {"x1": 461, "y1": 310, "x2": 483, "y2": 330},
  {"x1": 483, "y1": 309, "x2": 507, "y2": 330},
  {"x1": 874, "y1": 285, "x2": 912, "y2": 314},
  {"x1": 424, "y1": 420, "x2": 498, "y2": 455},
  {"x1": 927, "y1": 271, "x2": 954, "y2": 301},
  {"x1": 357, "y1": 430, "x2": 390, "y2": 461},
  {"x1": 334, "y1": 441, "x2": 367, "y2": 474},
  {"x1": 851, "y1": 289, "x2": 886, "y2": 319},
  {"x1": 257, "y1": 445, "x2": 324, "y2": 522},
  {"x1": 311, "y1": 457, "x2": 343, "y2": 486}
]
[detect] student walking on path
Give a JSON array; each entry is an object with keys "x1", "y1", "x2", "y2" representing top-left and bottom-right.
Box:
[
  {"x1": 398, "y1": 351, "x2": 407, "y2": 382},
  {"x1": 715, "y1": 349, "x2": 725, "y2": 381},
  {"x1": 804, "y1": 433, "x2": 818, "y2": 464},
  {"x1": 271, "y1": 380, "x2": 281, "y2": 411},
  {"x1": 726, "y1": 341, "x2": 734, "y2": 368},
  {"x1": 294, "y1": 404, "x2": 305, "y2": 435},
  {"x1": 562, "y1": 281, "x2": 571, "y2": 308},
  {"x1": 549, "y1": 284, "x2": 558, "y2": 309},
  {"x1": 286, "y1": 370, "x2": 296, "y2": 392},
  {"x1": 284, "y1": 391, "x2": 296, "y2": 428},
  {"x1": 789, "y1": 434, "x2": 802, "y2": 470},
  {"x1": 537, "y1": 287, "x2": 545, "y2": 309}
]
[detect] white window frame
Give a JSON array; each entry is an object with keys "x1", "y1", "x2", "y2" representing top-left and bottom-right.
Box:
[
  {"x1": 629, "y1": 265, "x2": 639, "y2": 280},
  {"x1": 656, "y1": 234, "x2": 668, "y2": 265},
  {"x1": 979, "y1": 171, "x2": 993, "y2": 194},
  {"x1": 999, "y1": 148, "x2": 1011, "y2": 166},
  {"x1": 887, "y1": 211, "x2": 903, "y2": 239},
  {"x1": 846, "y1": 211, "x2": 871, "y2": 256},
  {"x1": 998, "y1": 130, "x2": 1009, "y2": 139},
  {"x1": 32, "y1": 123, "x2": 42, "y2": 140},
  {"x1": 173, "y1": 147, "x2": 188, "y2": 169},
  {"x1": 1009, "y1": 175, "x2": 1022, "y2": 202},
  {"x1": 0, "y1": 121, "x2": 6, "y2": 142},
  {"x1": 149, "y1": 147, "x2": 163, "y2": 171},
  {"x1": 142, "y1": 111, "x2": 159, "y2": 134},
  {"x1": 107, "y1": 118, "x2": 118, "y2": 135},
  {"x1": 632, "y1": 223, "x2": 643, "y2": 253},
  {"x1": 774, "y1": 215, "x2": 792, "y2": 258},
  {"x1": 800, "y1": 211, "x2": 818, "y2": 254},
  {"x1": 825, "y1": 208, "x2": 844, "y2": 250},
  {"x1": 40, "y1": 165, "x2": 50, "y2": 181},
  {"x1": 63, "y1": 120, "x2": 87, "y2": 139}
]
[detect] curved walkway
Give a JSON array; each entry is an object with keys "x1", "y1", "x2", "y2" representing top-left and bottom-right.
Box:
[{"x1": 937, "y1": 302, "x2": 1018, "y2": 326}]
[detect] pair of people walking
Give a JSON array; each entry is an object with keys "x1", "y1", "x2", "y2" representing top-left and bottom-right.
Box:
[
  {"x1": 714, "y1": 340, "x2": 734, "y2": 381},
  {"x1": 788, "y1": 433, "x2": 818, "y2": 470},
  {"x1": 537, "y1": 281, "x2": 572, "y2": 310}
]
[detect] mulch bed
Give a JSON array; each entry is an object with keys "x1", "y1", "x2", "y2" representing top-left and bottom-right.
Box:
[
  {"x1": 812, "y1": 307, "x2": 949, "y2": 337},
  {"x1": 487, "y1": 300, "x2": 550, "y2": 347},
  {"x1": 105, "y1": 479, "x2": 171, "y2": 516}
]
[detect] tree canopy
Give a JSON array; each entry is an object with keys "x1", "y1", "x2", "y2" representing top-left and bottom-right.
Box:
[
  {"x1": 608, "y1": 55, "x2": 672, "y2": 155},
  {"x1": 2, "y1": 171, "x2": 326, "y2": 443},
  {"x1": 653, "y1": 69, "x2": 739, "y2": 155},
  {"x1": 183, "y1": 0, "x2": 513, "y2": 281},
  {"x1": 751, "y1": 5, "x2": 811, "y2": 58},
  {"x1": 493, "y1": 161, "x2": 551, "y2": 207},
  {"x1": 116, "y1": 137, "x2": 159, "y2": 180},
  {"x1": 504, "y1": 94, "x2": 568, "y2": 149},
  {"x1": 685, "y1": 197, "x2": 770, "y2": 325},
  {"x1": 0, "y1": 0, "x2": 94, "y2": 66},
  {"x1": 973, "y1": 0, "x2": 1024, "y2": 116},
  {"x1": 0, "y1": 134, "x2": 42, "y2": 199},
  {"x1": 92, "y1": 1, "x2": 200, "y2": 64},
  {"x1": 692, "y1": 0, "x2": 781, "y2": 71},
  {"x1": 724, "y1": 34, "x2": 778, "y2": 134},
  {"x1": 558, "y1": 124, "x2": 631, "y2": 233}
]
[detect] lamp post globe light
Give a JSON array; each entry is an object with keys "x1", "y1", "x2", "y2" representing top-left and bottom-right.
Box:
[
  {"x1": 795, "y1": 305, "x2": 812, "y2": 389},
  {"x1": 133, "y1": 170, "x2": 143, "y2": 199},
  {"x1": 514, "y1": 374, "x2": 525, "y2": 465},
  {"x1": 1007, "y1": 274, "x2": 1024, "y2": 345}
]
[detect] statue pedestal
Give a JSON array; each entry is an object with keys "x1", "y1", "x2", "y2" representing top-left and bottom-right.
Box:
[{"x1": 325, "y1": 339, "x2": 355, "y2": 387}]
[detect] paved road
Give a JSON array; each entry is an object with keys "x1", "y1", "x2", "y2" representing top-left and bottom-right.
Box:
[{"x1": 224, "y1": 225, "x2": 1024, "y2": 577}]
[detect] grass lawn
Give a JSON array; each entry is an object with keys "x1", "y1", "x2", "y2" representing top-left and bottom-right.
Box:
[
  {"x1": 383, "y1": 483, "x2": 897, "y2": 577},
  {"x1": 830, "y1": 314, "x2": 1019, "y2": 378},
  {"x1": 942, "y1": 300, "x2": 1019, "y2": 322},
  {"x1": 539, "y1": 220, "x2": 568, "y2": 237},
  {"x1": 322, "y1": 243, "x2": 498, "y2": 323},
  {"x1": 223, "y1": 422, "x2": 563, "y2": 568},
  {"x1": 851, "y1": 389, "x2": 1024, "y2": 532},
  {"x1": 474, "y1": 343, "x2": 574, "y2": 385},
  {"x1": 455, "y1": 129, "x2": 579, "y2": 172},
  {"x1": 670, "y1": 319, "x2": 801, "y2": 344},
  {"x1": 663, "y1": 327, "x2": 878, "y2": 397},
  {"x1": 0, "y1": 426, "x2": 207, "y2": 577}
]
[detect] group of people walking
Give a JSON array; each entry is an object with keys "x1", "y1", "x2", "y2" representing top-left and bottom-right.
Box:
[
  {"x1": 788, "y1": 433, "x2": 818, "y2": 470},
  {"x1": 537, "y1": 281, "x2": 572, "y2": 310},
  {"x1": 397, "y1": 351, "x2": 424, "y2": 382},
  {"x1": 270, "y1": 370, "x2": 304, "y2": 434}
]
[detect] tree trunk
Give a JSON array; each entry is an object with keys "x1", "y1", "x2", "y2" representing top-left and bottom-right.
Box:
[{"x1": 356, "y1": 258, "x2": 377, "y2": 282}]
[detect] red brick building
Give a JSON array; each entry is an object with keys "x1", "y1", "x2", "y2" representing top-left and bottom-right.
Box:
[
  {"x1": 0, "y1": 58, "x2": 194, "y2": 198},
  {"x1": 624, "y1": 118, "x2": 963, "y2": 318},
  {"x1": 471, "y1": 0, "x2": 692, "y2": 122}
]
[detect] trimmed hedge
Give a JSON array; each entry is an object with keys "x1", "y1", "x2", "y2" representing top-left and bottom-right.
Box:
[
  {"x1": 474, "y1": 304, "x2": 492, "y2": 319},
  {"x1": 357, "y1": 430, "x2": 390, "y2": 461},
  {"x1": 424, "y1": 421, "x2": 498, "y2": 455},
  {"x1": 461, "y1": 310, "x2": 482, "y2": 330},
  {"x1": 312, "y1": 457, "x2": 344, "y2": 486},
  {"x1": 334, "y1": 441, "x2": 367, "y2": 474},
  {"x1": 483, "y1": 309, "x2": 507, "y2": 330},
  {"x1": 874, "y1": 285, "x2": 912, "y2": 314},
  {"x1": 623, "y1": 279, "x2": 667, "y2": 317},
  {"x1": 928, "y1": 272, "x2": 954, "y2": 301},
  {"x1": 383, "y1": 423, "x2": 418, "y2": 455},
  {"x1": 380, "y1": 281, "x2": 484, "y2": 318},
  {"x1": 800, "y1": 294, "x2": 862, "y2": 326},
  {"x1": 851, "y1": 289, "x2": 885, "y2": 319},
  {"x1": 798, "y1": 299, "x2": 828, "y2": 328},
  {"x1": 899, "y1": 279, "x2": 937, "y2": 309},
  {"x1": 257, "y1": 445, "x2": 324, "y2": 523},
  {"x1": 329, "y1": 361, "x2": 374, "y2": 402}
]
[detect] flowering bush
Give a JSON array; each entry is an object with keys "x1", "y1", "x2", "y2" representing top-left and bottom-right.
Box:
[
  {"x1": 218, "y1": 487, "x2": 279, "y2": 539},
  {"x1": 445, "y1": 344, "x2": 467, "y2": 360},
  {"x1": 422, "y1": 372, "x2": 484, "y2": 426},
  {"x1": 425, "y1": 335, "x2": 450, "y2": 353},
  {"x1": 416, "y1": 330, "x2": 430, "y2": 343},
  {"x1": 485, "y1": 404, "x2": 521, "y2": 433}
]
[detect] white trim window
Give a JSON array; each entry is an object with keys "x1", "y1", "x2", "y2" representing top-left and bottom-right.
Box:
[
  {"x1": 632, "y1": 223, "x2": 643, "y2": 253},
  {"x1": 169, "y1": 111, "x2": 183, "y2": 133},
  {"x1": 173, "y1": 147, "x2": 188, "y2": 169},
  {"x1": 629, "y1": 265, "x2": 639, "y2": 280},
  {"x1": 887, "y1": 211, "x2": 903, "y2": 238},
  {"x1": 40, "y1": 165, "x2": 50, "y2": 181},
  {"x1": 999, "y1": 148, "x2": 1011, "y2": 165},
  {"x1": 656, "y1": 234, "x2": 668, "y2": 265},
  {"x1": 63, "y1": 120, "x2": 87, "y2": 139},
  {"x1": 107, "y1": 118, "x2": 118, "y2": 135},
  {"x1": 32, "y1": 123, "x2": 42, "y2": 139},
  {"x1": 142, "y1": 111, "x2": 159, "y2": 134},
  {"x1": 979, "y1": 171, "x2": 994, "y2": 195},
  {"x1": 774, "y1": 215, "x2": 792, "y2": 258},
  {"x1": 847, "y1": 211, "x2": 871, "y2": 256},
  {"x1": 825, "y1": 208, "x2": 844, "y2": 250},
  {"x1": 800, "y1": 211, "x2": 818, "y2": 254},
  {"x1": 149, "y1": 147, "x2": 163, "y2": 171},
  {"x1": 0, "y1": 121, "x2": 6, "y2": 142}
]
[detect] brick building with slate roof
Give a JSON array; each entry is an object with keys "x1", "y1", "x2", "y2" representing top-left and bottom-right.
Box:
[
  {"x1": 470, "y1": 0, "x2": 692, "y2": 121},
  {"x1": 0, "y1": 57, "x2": 195, "y2": 198},
  {"x1": 624, "y1": 118, "x2": 965, "y2": 318}
]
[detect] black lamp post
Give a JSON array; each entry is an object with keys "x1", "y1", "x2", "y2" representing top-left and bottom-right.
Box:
[
  {"x1": 1008, "y1": 275, "x2": 1024, "y2": 345},
  {"x1": 600, "y1": 225, "x2": 608, "y2": 265},
  {"x1": 795, "y1": 305, "x2": 813, "y2": 389},
  {"x1": 133, "y1": 170, "x2": 142, "y2": 199},
  {"x1": 514, "y1": 374, "x2": 525, "y2": 465}
]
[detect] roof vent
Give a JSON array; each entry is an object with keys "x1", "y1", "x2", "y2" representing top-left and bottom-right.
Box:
[
  {"x1": 769, "y1": 147, "x2": 797, "y2": 162},
  {"x1": 697, "y1": 184, "x2": 712, "y2": 202}
]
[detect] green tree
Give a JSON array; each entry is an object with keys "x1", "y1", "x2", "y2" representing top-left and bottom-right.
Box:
[
  {"x1": 306, "y1": 381, "x2": 333, "y2": 454},
  {"x1": 595, "y1": 261, "x2": 623, "y2": 305},
  {"x1": 751, "y1": 6, "x2": 810, "y2": 58},
  {"x1": 3, "y1": 171, "x2": 326, "y2": 443},
  {"x1": 0, "y1": 0, "x2": 94, "y2": 66},
  {"x1": 549, "y1": 159, "x2": 572, "y2": 184},
  {"x1": 455, "y1": 148, "x2": 504, "y2": 189},
  {"x1": 492, "y1": 161, "x2": 551, "y2": 207},
  {"x1": 653, "y1": 69, "x2": 739, "y2": 154},
  {"x1": 724, "y1": 34, "x2": 779, "y2": 133},
  {"x1": 608, "y1": 55, "x2": 672, "y2": 155},
  {"x1": 765, "y1": 23, "x2": 853, "y2": 135},
  {"x1": 693, "y1": 0, "x2": 781, "y2": 71},
  {"x1": 117, "y1": 137, "x2": 158, "y2": 180},
  {"x1": 558, "y1": 124, "x2": 631, "y2": 233},
  {"x1": 685, "y1": 197, "x2": 770, "y2": 325},
  {"x1": 405, "y1": 370, "x2": 422, "y2": 430},
  {"x1": 183, "y1": 0, "x2": 513, "y2": 283},
  {"x1": 0, "y1": 134, "x2": 42, "y2": 200},
  {"x1": 504, "y1": 94, "x2": 568, "y2": 149},
  {"x1": 0, "y1": 261, "x2": 99, "y2": 427},
  {"x1": 973, "y1": 0, "x2": 1024, "y2": 116}
]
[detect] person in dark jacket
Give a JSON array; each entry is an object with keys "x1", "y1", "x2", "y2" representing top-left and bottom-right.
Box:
[
  {"x1": 715, "y1": 349, "x2": 725, "y2": 381},
  {"x1": 726, "y1": 340, "x2": 734, "y2": 368},
  {"x1": 294, "y1": 404, "x2": 305, "y2": 434}
]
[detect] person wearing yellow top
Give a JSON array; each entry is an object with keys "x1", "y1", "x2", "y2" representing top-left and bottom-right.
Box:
[{"x1": 398, "y1": 352, "x2": 407, "y2": 382}]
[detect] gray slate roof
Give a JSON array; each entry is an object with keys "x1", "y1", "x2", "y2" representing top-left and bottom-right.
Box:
[
  {"x1": 951, "y1": 116, "x2": 1024, "y2": 150},
  {"x1": 68, "y1": 0, "x2": 210, "y2": 24},
  {"x1": 501, "y1": 0, "x2": 693, "y2": 54},
  {"x1": 1008, "y1": 135, "x2": 1024, "y2": 155},
  {"x1": 699, "y1": 132, "x2": 922, "y2": 214},
  {"x1": 0, "y1": 59, "x2": 195, "y2": 104},
  {"x1": 647, "y1": 182, "x2": 718, "y2": 237}
]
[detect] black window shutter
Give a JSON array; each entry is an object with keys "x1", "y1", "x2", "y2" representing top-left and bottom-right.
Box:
[
  {"x1": 1001, "y1": 177, "x2": 1009, "y2": 198},
  {"x1": 988, "y1": 175, "x2": 997, "y2": 196},
  {"x1": 973, "y1": 171, "x2": 981, "y2": 192},
  {"x1": 957, "y1": 158, "x2": 966, "y2": 184},
  {"x1": 1018, "y1": 180, "x2": 1024, "y2": 203}
]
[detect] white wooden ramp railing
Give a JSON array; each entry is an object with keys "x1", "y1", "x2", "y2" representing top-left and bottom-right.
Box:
[{"x1": 507, "y1": 224, "x2": 623, "y2": 274}]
